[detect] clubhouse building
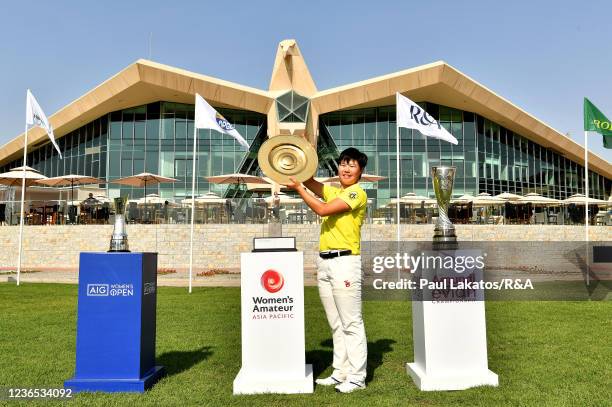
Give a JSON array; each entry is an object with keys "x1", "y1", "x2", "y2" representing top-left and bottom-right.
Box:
[{"x1": 0, "y1": 39, "x2": 610, "y2": 205}]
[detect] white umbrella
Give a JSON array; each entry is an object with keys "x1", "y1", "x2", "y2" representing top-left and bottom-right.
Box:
[
  {"x1": 263, "y1": 193, "x2": 302, "y2": 205},
  {"x1": 516, "y1": 192, "x2": 560, "y2": 205},
  {"x1": 200, "y1": 191, "x2": 221, "y2": 198},
  {"x1": 0, "y1": 166, "x2": 48, "y2": 287},
  {"x1": 0, "y1": 166, "x2": 47, "y2": 187},
  {"x1": 387, "y1": 195, "x2": 436, "y2": 207},
  {"x1": 181, "y1": 195, "x2": 227, "y2": 205},
  {"x1": 452, "y1": 194, "x2": 475, "y2": 204},
  {"x1": 206, "y1": 173, "x2": 270, "y2": 185},
  {"x1": 136, "y1": 195, "x2": 167, "y2": 205},
  {"x1": 471, "y1": 194, "x2": 507, "y2": 206},
  {"x1": 562, "y1": 194, "x2": 607, "y2": 205},
  {"x1": 496, "y1": 192, "x2": 522, "y2": 201}
]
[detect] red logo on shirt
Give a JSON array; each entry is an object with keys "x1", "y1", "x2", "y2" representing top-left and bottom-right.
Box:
[
  {"x1": 344, "y1": 280, "x2": 351, "y2": 288},
  {"x1": 261, "y1": 269, "x2": 284, "y2": 293}
]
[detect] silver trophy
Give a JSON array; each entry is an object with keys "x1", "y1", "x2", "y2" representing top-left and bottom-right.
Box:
[
  {"x1": 109, "y1": 197, "x2": 130, "y2": 252},
  {"x1": 431, "y1": 166, "x2": 457, "y2": 249}
]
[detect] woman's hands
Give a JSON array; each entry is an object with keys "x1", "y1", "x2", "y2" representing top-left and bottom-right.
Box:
[{"x1": 284, "y1": 176, "x2": 303, "y2": 192}]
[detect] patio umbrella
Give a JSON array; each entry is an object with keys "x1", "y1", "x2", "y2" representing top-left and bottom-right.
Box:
[
  {"x1": 111, "y1": 173, "x2": 178, "y2": 206},
  {"x1": 562, "y1": 193, "x2": 607, "y2": 205},
  {"x1": 0, "y1": 166, "x2": 49, "y2": 225},
  {"x1": 0, "y1": 166, "x2": 48, "y2": 287},
  {"x1": 403, "y1": 193, "x2": 437, "y2": 205},
  {"x1": 92, "y1": 194, "x2": 113, "y2": 204},
  {"x1": 452, "y1": 194, "x2": 475, "y2": 204},
  {"x1": 471, "y1": 193, "x2": 507, "y2": 206},
  {"x1": 263, "y1": 192, "x2": 302, "y2": 205},
  {"x1": 0, "y1": 166, "x2": 47, "y2": 187},
  {"x1": 516, "y1": 193, "x2": 560, "y2": 205},
  {"x1": 136, "y1": 194, "x2": 167, "y2": 205},
  {"x1": 36, "y1": 174, "x2": 105, "y2": 205},
  {"x1": 388, "y1": 194, "x2": 437, "y2": 207},
  {"x1": 181, "y1": 193, "x2": 227, "y2": 205},
  {"x1": 323, "y1": 174, "x2": 386, "y2": 183},
  {"x1": 206, "y1": 173, "x2": 270, "y2": 185},
  {"x1": 496, "y1": 192, "x2": 522, "y2": 201}
]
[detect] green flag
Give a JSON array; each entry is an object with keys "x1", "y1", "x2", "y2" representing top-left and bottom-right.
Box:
[{"x1": 584, "y1": 97, "x2": 612, "y2": 148}]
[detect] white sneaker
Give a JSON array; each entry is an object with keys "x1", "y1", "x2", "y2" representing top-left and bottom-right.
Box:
[
  {"x1": 335, "y1": 380, "x2": 366, "y2": 393},
  {"x1": 315, "y1": 376, "x2": 344, "y2": 386}
]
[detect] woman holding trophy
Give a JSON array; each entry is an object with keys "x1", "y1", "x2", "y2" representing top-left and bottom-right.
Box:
[{"x1": 285, "y1": 147, "x2": 369, "y2": 393}]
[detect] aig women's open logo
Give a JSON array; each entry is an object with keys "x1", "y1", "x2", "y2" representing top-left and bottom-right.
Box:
[
  {"x1": 260, "y1": 269, "x2": 284, "y2": 293},
  {"x1": 215, "y1": 113, "x2": 235, "y2": 132}
]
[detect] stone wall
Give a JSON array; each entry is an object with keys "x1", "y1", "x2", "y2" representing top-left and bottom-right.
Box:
[{"x1": 0, "y1": 224, "x2": 609, "y2": 271}]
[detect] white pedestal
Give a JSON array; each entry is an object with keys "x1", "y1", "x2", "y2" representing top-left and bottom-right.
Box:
[
  {"x1": 233, "y1": 251, "x2": 313, "y2": 395},
  {"x1": 407, "y1": 250, "x2": 498, "y2": 391},
  {"x1": 234, "y1": 365, "x2": 313, "y2": 395}
]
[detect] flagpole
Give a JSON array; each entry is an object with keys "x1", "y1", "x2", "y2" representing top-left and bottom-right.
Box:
[
  {"x1": 396, "y1": 118, "x2": 401, "y2": 243},
  {"x1": 188, "y1": 120, "x2": 198, "y2": 293},
  {"x1": 584, "y1": 130, "x2": 590, "y2": 286},
  {"x1": 16, "y1": 122, "x2": 28, "y2": 286}
]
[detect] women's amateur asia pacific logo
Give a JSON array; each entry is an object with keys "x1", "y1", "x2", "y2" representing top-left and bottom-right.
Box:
[
  {"x1": 261, "y1": 269, "x2": 284, "y2": 293},
  {"x1": 215, "y1": 113, "x2": 235, "y2": 131}
]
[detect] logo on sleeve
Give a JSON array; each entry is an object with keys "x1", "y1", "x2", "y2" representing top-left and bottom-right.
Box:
[{"x1": 349, "y1": 191, "x2": 357, "y2": 200}]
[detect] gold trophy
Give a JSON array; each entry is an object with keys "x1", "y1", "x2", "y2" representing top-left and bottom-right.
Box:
[
  {"x1": 257, "y1": 135, "x2": 318, "y2": 184},
  {"x1": 109, "y1": 196, "x2": 130, "y2": 252}
]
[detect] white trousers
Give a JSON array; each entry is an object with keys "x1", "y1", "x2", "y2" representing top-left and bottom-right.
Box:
[{"x1": 317, "y1": 254, "x2": 367, "y2": 383}]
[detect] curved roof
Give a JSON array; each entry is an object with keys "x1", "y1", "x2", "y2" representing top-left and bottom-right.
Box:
[{"x1": 0, "y1": 42, "x2": 610, "y2": 180}]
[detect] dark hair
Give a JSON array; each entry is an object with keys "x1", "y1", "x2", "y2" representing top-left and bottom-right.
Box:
[{"x1": 338, "y1": 147, "x2": 368, "y2": 170}]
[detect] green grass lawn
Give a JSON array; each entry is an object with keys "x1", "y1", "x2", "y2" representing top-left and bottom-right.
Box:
[{"x1": 0, "y1": 283, "x2": 610, "y2": 407}]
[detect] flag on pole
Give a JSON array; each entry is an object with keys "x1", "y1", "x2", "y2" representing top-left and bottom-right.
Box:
[
  {"x1": 584, "y1": 98, "x2": 612, "y2": 149},
  {"x1": 396, "y1": 92, "x2": 458, "y2": 145},
  {"x1": 194, "y1": 93, "x2": 249, "y2": 149},
  {"x1": 26, "y1": 89, "x2": 62, "y2": 158}
]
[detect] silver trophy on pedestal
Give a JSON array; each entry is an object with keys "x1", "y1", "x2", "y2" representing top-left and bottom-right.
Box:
[
  {"x1": 431, "y1": 166, "x2": 457, "y2": 249},
  {"x1": 109, "y1": 196, "x2": 130, "y2": 252}
]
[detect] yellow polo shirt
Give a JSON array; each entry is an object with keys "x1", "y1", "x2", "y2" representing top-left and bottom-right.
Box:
[{"x1": 319, "y1": 183, "x2": 367, "y2": 255}]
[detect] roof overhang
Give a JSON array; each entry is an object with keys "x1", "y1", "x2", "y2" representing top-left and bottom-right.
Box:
[
  {"x1": 311, "y1": 62, "x2": 612, "y2": 179},
  {"x1": 0, "y1": 60, "x2": 274, "y2": 166},
  {"x1": 1, "y1": 51, "x2": 609, "y2": 180}
]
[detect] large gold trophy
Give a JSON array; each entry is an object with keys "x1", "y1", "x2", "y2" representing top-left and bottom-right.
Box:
[{"x1": 257, "y1": 135, "x2": 318, "y2": 184}]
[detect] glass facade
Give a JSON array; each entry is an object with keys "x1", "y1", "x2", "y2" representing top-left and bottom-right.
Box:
[
  {"x1": 320, "y1": 103, "x2": 611, "y2": 206},
  {"x1": 1, "y1": 102, "x2": 265, "y2": 199},
  {"x1": 1, "y1": 101, "x2": 609, "y2": 205}
]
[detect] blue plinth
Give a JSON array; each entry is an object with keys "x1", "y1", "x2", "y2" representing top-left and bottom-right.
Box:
[{"x1": 64, "y1": 252, "x2": 165, "y2": 393}]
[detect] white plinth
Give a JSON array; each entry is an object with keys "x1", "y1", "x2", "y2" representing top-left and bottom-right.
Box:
[
  {"x1": 233, "y1": 251, "x2": 313, "y2": 395},
  {"x1": 233, "y1": 365, "x2": 313, "y2": 395},
  {"x1": 408, "y1": 249, "x2": 498, "y2": 391},
  {"x1": 407, "y1": 362, "x2": 498, "y2": 391}
]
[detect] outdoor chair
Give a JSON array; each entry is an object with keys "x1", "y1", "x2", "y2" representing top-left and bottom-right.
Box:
[{"x1": 127, "y1": 203, "x2": 139, "y2": 223}]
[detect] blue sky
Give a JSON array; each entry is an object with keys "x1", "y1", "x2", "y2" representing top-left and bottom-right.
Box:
[{"x1": 1, "y1": 0, "x2": 610, "y2": 162}]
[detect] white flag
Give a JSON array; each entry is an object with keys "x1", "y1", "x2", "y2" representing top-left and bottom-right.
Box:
[
  {"x1": 26, "y1": 89, "x2": 62, "y2": 158},
  {"x1": 396, "y1": 92, "x2": 458, "y2": 145},
  {"x1": 194, "y1": 93, "x2": 249, "y2": 149}
]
